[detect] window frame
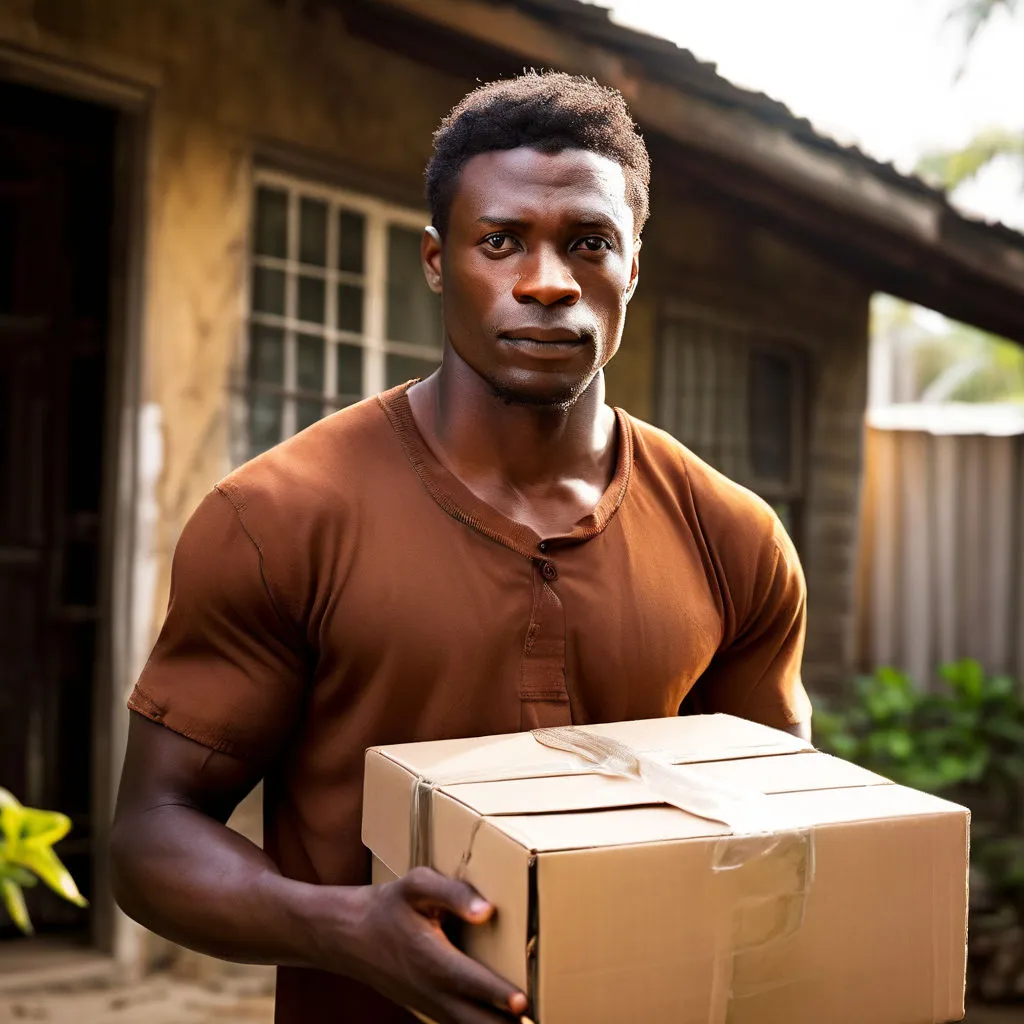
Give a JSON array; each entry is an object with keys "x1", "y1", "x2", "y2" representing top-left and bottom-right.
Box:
[
  {"x1": 655, "y1": 302, "x2": 809, "y2": 525},
  {"x1": 239, "y1": 168, "x2": 441, "y2": 458}
]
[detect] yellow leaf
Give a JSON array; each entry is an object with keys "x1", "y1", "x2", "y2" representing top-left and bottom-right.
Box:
[
  {"x1": 0, "y1": 796, "x2": 85, "y2": 909},
  {"x1": 8, "y1": 845, "x2": 87, "y2": 907},
  {"x1": 19, "y1": 807, "x2": 72, "y2": 846},
  {"x1": 1, "y1": 878, "x2": 33, "y2": 935}
]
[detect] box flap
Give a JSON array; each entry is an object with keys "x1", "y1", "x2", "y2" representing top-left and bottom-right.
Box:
[
  {"x1": 443, "y1": 752, "x2": 891, "y2": 817},
  {"x1": 369, "y1": 715, "x2": 811, "y2": 789},
  {"x1": 488, "y1": 783, "x2": 966, "y2": 853}
]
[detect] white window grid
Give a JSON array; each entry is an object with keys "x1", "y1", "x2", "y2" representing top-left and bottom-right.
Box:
[{"x1": 239, "y1": 168, "x2": 442, "y2": 455}]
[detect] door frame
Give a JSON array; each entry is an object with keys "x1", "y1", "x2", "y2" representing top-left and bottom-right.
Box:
[{"x1": 0, "y1": 42, "x2": 152, "y2": 973}]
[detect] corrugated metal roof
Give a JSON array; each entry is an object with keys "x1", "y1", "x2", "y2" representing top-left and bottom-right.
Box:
[{"x1": 499, "y1": 0, "x2": 1024, "y2": 249}]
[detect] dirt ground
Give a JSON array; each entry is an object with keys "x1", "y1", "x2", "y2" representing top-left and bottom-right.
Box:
[
  {"x1": 0, "y1": 971, "x2": 1020, "y2": 1023},
  {"x1": 0, "y1": 970, "x2": 274, "y2": 1024}
]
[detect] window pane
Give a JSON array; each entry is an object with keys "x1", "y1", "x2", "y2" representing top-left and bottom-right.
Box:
[
  {"x1": 249, "y1": 393, "x2": 282, "y2": 458},
  {"x1": 337, "y1": 343, "x2": 363, "y2": 399},
  {"x1": 298, "y1": 275, "x2": 326, "y2": 323},
  {"x1": 254, "y1": 187, "x2": 288, "y2": 258},
  {"x1": 386, "y1": 352, "x2": 438, "y2": 389},
  {"x1": 387, "y1": 225, "x2": 441, "y2": 347},
  {"x1": 248, "y1": 324, "x2": 284, "y2": 384},
  {"x1": 297, "y1": 333, "x2": 325, "y2": 393},
  {"x1": 252, "y1": 266, "x2": 285, "y2": 315},
  {"x1": 297, "y1": 399, "x2": 324, "y2": 431},
  {"x1": 299, "y1": 198, "x2": 328, "y2": 267},
  {"x1": 337, "y1": 283, "x2": 364, "y2": 334},
  {"x1": 338, "y1": 210, "x2": 365, "y2": 273},
  {"x1": 749, "y1": 350, "x2": 795, "y2": 483}
]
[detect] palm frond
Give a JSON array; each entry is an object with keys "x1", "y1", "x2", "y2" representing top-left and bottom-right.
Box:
[{"x1": 916, "y1": 128, "x2": 1024, "y2": 191}]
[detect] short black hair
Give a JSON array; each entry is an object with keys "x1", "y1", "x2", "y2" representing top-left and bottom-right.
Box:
[{"x1": 426, "y1": 70, "x2": 650, "y2": 237}]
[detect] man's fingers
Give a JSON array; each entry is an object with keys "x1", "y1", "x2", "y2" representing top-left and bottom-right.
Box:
[
  {"x1": 420, "y1": 932, "x2": 528, "y2": 1017},
  {"x1": 434, "y1": 996, "x2": 528, "y2": 1024},
  {"x1": 396, "y1": 868, "x2": 529, "y2": 1017},
  {"x1": 401, "y1": 867, "x2": 493, "y2": 923}
]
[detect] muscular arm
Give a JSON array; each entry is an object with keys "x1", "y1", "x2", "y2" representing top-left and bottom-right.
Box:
[
  {"x1": 110, "y1": 713, "x2": 528, "y2": 1023},
  {"x1": 111, "y1": 713, "x2": 328, "y2": 965},
  {"x1": 780, "y1": 720, "x2": 812, "y2": 743}
]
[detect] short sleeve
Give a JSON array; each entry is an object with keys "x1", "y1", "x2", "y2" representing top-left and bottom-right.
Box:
[
  {"x1": 683, "y1": 524, "x2": 812, "y2": 730},
  {"x1": 128, "y1": 488, "x2": 307, "y2": 761}
]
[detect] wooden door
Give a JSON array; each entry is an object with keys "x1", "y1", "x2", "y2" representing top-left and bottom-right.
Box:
[{"x1": 0, "y1": 81, "x2": 115, "y2": 937}]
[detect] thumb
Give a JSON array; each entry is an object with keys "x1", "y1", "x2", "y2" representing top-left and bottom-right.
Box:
[{"x1": 400, "y1": 867, "x2": 493, "y2": 924}]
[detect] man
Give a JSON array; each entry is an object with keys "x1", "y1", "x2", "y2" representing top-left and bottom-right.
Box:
[{"x1": 111, "y1": 72, "x2": 812, "y2": 1024}]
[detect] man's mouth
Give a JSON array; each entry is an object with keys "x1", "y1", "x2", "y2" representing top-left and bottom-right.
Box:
[
  {"x1": 497, "y1": 328, "x2": 590, "y2": 356},
  {"x1": 499, "y1": 327, "x2": 584, "y2": 343}
]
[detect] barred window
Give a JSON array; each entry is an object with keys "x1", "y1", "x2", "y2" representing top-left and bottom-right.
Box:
[
  {"x1": 657, "y1": 308, "x2": 807, "y2": 540},
  {"x1": 240, "y1": 170, "x2": 442, "y2": 461}
]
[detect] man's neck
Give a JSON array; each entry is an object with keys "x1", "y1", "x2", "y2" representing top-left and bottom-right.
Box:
[{"x1": 406, "y1": 351, "x2": 617, "y2": 501}]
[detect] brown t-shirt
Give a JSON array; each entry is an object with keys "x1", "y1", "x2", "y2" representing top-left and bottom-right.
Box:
[{"x1": 129, "y1": 382, "x2": 811, "y2": 1023}]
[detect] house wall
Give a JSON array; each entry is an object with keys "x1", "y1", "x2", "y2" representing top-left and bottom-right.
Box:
[
  {"x1": 630, "y1": 172, "x2": 872, "y2": 694},
  {"x1": 1, "y1": 0, "x2": 868, "y2": 965}
]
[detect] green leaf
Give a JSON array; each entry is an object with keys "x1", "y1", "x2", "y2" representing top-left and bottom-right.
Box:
[
  {"x1": 0, "y1": 878, "x2": 32, "y2": 935},
  {"x1": 946, "y1": 0, "x2": 1019, "y2": 51},
  {"x1": 917, "y1": 128, "x2": 1024, "y2": 192},
  {"x1": 885, "y1": 731, "x2": 914, "y2": 759},
  {"x1": 0, "y1": 865, "x2": 37, "y2": 888}
]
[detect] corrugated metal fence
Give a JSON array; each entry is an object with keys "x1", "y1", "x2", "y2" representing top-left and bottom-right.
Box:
[{"x1": 856, "y1": 408, "x2": 1024, "y2": 687}]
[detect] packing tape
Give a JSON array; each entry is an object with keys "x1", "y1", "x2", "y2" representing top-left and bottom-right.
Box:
[{"x1": 404, "y1": 726, "x2": 815, "y2": 1023}]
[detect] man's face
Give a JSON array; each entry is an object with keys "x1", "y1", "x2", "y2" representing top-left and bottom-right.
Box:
[{"x1": 423, "y1": 146, "x2": 640, "y2": 407}]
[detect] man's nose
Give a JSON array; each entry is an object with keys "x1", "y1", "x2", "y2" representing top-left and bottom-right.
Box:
[{"x1": 511, "y1": 247, "x2": 581, "y2": 306}]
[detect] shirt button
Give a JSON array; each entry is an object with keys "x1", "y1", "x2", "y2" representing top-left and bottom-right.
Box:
[{"x1": 539, "y1": 560, "x2": 558, "y2": 582}]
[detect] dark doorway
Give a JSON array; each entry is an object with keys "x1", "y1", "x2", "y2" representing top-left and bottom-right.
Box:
[{"x1": 0, "y1": 80, "x2": 116, "y2": 941}]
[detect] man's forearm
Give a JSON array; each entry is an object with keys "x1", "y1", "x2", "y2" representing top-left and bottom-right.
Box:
[{"x1": 110, "y1": 804, "x2": 357, "y2": 969}]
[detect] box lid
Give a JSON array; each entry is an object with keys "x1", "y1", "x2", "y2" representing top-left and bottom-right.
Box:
[
  {"x1": 374, "y1": 714, "x2": 810, "y2": 784},
  {"x1": 363, "y1": 715, "x2": 951, "y2": 870},
  {"x1": 442, "y1": 751, "x2": 888, "y2": 817},
  {"x1": 490, "y1": 782, "x2": 966, "y2": 853}
]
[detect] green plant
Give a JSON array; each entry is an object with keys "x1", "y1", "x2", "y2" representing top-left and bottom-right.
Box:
[
  {"x1": 816, "y1": 661, "x2": 1024, "y2": 998},
  {"x1": 0, "y1": 788, "x2": 87, "y2": 935}
]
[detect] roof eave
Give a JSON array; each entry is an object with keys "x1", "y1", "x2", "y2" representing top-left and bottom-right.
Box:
[{"x1": 366, "y1": 0, "x2": 1024, "y2": 340}]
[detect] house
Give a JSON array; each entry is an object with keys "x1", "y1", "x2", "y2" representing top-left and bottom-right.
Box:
[{"x1": 3, "y1": 0, "x2": 1024, "y2": 971}]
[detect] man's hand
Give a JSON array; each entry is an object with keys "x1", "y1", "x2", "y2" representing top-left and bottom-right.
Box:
[
  {"x1": 333, "y1": 867, "x2": 528, "y2": 1024},
  {"x1": 111, "y1": 716, "x2": 527, "y2": 1021}
]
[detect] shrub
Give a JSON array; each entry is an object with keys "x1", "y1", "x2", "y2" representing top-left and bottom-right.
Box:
[{"x1": 815, "y1": 660, "x2": 1024, "y2": 1000}]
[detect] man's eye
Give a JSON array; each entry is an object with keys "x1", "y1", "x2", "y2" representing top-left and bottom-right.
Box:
[
  {"x1": 573, "y1": 236, "x2": 612, "y2": 252},
  {"x1": 484, "y1": 233, "x2": 516, "y2": 250}
]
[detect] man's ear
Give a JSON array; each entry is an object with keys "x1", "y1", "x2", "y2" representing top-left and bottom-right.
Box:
[
  {"x1": 625, "y1": 237, "x2": 641, "y2": 304},
  {"x1": 422, "y1": 226, "x2": 443, "y2": 295}
]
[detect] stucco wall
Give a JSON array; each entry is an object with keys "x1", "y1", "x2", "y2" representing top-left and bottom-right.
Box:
[{"x1": 635, "y1": 170, "x2": 871, "y2": 694}]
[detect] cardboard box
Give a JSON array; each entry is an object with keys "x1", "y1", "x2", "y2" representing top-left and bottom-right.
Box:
[{"x1": 363, "y1": 714, "x2": 968, "y2": 1024}]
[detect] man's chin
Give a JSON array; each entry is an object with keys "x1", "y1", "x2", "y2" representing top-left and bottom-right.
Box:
[{"x1": 487, "y1": 375, "x2": 588, "y2": 410}]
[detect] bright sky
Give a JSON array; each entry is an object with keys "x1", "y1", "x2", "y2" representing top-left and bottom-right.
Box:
[{"x1": 602, "y1": 0, "x2": 1024, "y2": 229}]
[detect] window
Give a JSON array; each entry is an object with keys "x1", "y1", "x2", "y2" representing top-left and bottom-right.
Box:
[
  {"x1": 657, "y1": 308, "x2": 806, "y2": 540},
  {"x1": 241, "y1": 170, "x2": 442, "y2": 461}
]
